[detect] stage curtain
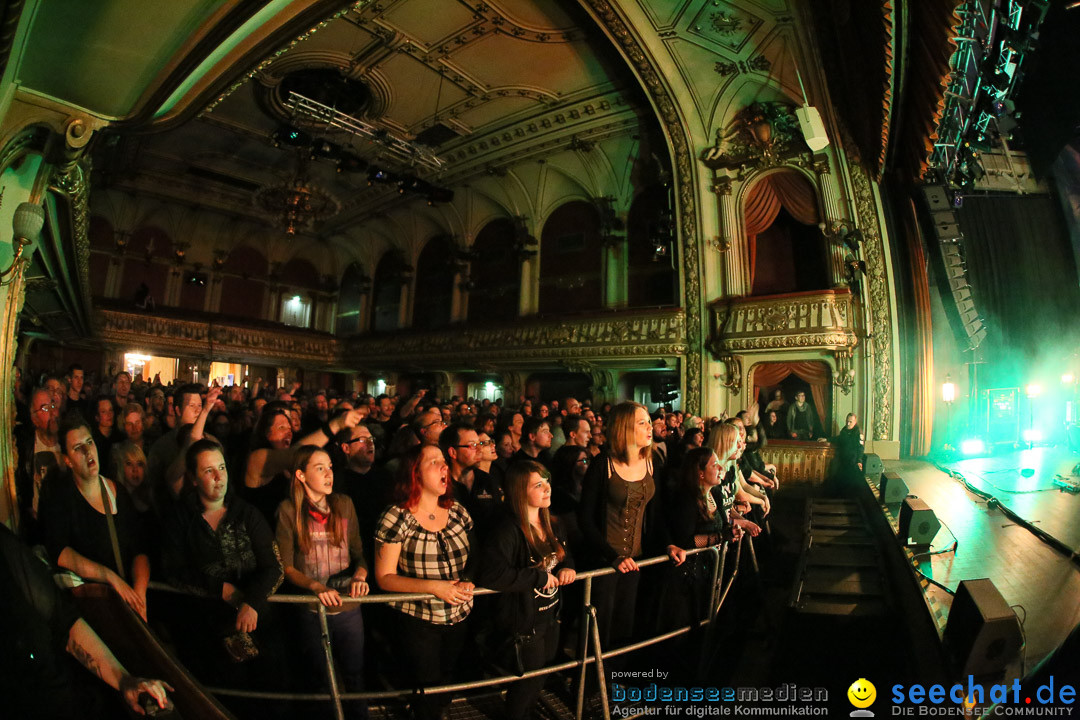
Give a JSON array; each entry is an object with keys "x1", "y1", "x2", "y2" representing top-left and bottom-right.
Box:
[
  {"x1": 750, "y1": 361, "x2": 830, "y2": 426},
  {"x1": 905, "y1": 198, "x2": 934, "y2": 457},
  {"x1": 744, "y1": 171, "x2": 821, "y2": 286}
]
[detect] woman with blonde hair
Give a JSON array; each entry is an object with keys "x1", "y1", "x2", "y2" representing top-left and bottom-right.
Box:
[
  {"x1": 578, "y1": 401, "x2": 685, "y2": 650},
  {"x1": 480, "y1": 460, "x2": 576, "y2": 719},
  {"x1": 707, "y1": 422, "x2": 770, "y2": 519},
  {"x1": 275, "y1": 444, "x2": 369, "y2": 718}
]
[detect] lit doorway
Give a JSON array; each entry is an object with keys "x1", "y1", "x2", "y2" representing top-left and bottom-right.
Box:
[
  {"x1": 209, "y1": 361, "x2": 244, "y2": 387},
  {"x1": 125, "y1": 353, "x2": 178, "y2": 384}
]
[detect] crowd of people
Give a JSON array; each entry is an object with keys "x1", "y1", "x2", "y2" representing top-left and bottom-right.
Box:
[{"x1": 8, "y1": 364, "x2": 861, "y2": 719}]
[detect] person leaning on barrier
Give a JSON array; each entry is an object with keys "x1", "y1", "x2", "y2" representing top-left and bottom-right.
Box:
[
  {"x1": 0, "y1": 524, "x2": 172, "y2": 719},
  {"x1": 41, "y1": 414, "x2": 151, "y2": 622},
  {"x1": 276, "y1": 445, "x2": 369, "y2": 720},
  {"x1": 577, "y1": 401, "x2": 685, "y2": 652},
  {"x1": 159, "y1": 438, "x2": 286, "y2": 699},
  {"x1": 374, "y1": 443, "x2": 475, "y2": 720},
  {"x1": 479, "y1": 459, "x2": 576, "y2": 720}
]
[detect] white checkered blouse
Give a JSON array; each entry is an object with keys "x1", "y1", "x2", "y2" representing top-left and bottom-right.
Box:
[{"x1": 375, "y1": 502, "x2": 473, "y2": 624}]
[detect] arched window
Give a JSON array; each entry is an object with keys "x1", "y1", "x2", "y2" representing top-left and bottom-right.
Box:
[
  {"x1": 626, "y1": 185, "x2": 678, "y2": 307},
  {"x1": 119, "y1": 225, "x2": 171, "y2": 307},
  {"x1": 372, "y1": 250, "x2": 408, "y2": 332},
  {"x1": 337, "y1": 262, "x2": 368, "y2": 336},
  {"x1": 468, "y1": 218, "x2": 520, "y2": 325},
  {"x1": 413, "y1": 235, "x2": 454, "y2": 330},
  {"x1": 744, "y1": 170, "x2": 828, "y2": 295},
  {"x1": 218, "y1": 245, "x2": 268, "y2": 321},
  {"x1": 539, "y1": 201, "x2": 603, "y2": 314}
]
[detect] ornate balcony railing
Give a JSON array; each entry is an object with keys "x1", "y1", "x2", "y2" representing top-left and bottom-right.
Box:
[
  {"x1": 344, "y1": 307, "x2": 688, "y2": 368},
  {"x1": 94, "y1": 306, "x2": 687, "y2": 370},
  {"x1": 95, "y1": 308, "x2": 339, "y2": 366},
  {"x1": 708, "y1": 288, "x2": 860, "y2": 354},
  {"x1": 759, "y1": 440, "x2": 836, "y2": 485}
]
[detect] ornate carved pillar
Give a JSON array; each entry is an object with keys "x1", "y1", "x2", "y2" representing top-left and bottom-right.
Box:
[
  {"x1": 713, "y1": 177, "x2": 749, "y2": 298},
  {"x1": 602, "y1": 236, "x2": 628, "y2": 309}
]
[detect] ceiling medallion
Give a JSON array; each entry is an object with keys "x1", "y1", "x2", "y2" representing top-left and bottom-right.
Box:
[
  {"x1": 254, "y1": 155, "x2": 340, "y2": 236},
  {"x1": 710, "y1": 12, "x2": 743, "y2": 36}
]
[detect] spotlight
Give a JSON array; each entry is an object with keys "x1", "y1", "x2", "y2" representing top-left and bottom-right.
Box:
[
  {"x1": 1025, "y1": 383, "x2": 1042, "y2": 398},
  {"x1": 1022, "y1": 429, "x2": 1043, "y2": 443},
  {"x1": 1063, "y1": 374, "x2": 1075, "y2": 385},
  {"x1": 960, "y1": 438, "x2": 986, "y2": 456},
  {"x1": 275, "y1": 126, "x2": 311, "y2": 148}
]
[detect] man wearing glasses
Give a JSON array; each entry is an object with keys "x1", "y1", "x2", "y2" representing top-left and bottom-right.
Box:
[
  {"x1": 440, "y1": 423, "x2": 503, "y2": 533},
  {"x1": 334, "y1": 423, "x2": 392, "y2": 569},
  {"x1": 412, "y1": 407, "x2": 446, "y2": 446},
  {"x1": 16, "y1": 388, "x2": 62, "y2": 533}
]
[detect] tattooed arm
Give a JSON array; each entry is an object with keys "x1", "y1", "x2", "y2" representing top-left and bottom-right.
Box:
[{"x1": 66, "y1": 618, "x2": 173, "y2": 715}]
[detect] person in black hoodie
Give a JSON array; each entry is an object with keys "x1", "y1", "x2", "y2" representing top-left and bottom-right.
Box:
[{"x1": 479, "y1": 459, "x2": 576, "y2": 720}]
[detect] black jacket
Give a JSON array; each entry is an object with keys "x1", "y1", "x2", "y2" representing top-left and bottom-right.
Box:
[
  {"x1": 576, "y1": 450, "x2": 672, "y2": 569},
  {"x1": 477, "y1": 509, "x2": 574, "y2": 636}
]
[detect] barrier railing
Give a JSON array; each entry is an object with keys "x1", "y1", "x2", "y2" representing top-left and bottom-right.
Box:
[{"x1": 149, "y1": 537, "x2": 756, "y2": 720}]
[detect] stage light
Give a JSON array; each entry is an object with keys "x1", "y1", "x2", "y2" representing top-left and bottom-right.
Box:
[
  {"x1": 960, "y1": 438, "x2": 985, "y2": 456},
  {"x1": 1022, "y1": 429, "x2": 1043, "y2": 443},
  {"x1": 1063, "y1": 374, "x2": 1075, "y2": 385},
  {"x1": 1025, "y1": 383, "x2": 1042, "y2": 398},
  {"x1": 942, "y1": 376, "x2": 955, "y2": 403}
]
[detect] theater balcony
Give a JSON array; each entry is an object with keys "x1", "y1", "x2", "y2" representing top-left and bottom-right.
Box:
[{"x1": 708, "y1": 288, "x2": 861, "y2": 357}]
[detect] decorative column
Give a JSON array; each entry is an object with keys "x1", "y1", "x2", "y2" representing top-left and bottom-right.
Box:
[{"x1": 712, "y1": 176, "x2": 749, "y2": 298}]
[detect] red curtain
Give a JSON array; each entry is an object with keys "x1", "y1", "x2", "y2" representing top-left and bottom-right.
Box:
[
  {"x1": 744, "y1": 171, "x2": 821, "y2": 286},
  {"x1": 750, "y1": 361, "x2": 830, "y2": 429}
]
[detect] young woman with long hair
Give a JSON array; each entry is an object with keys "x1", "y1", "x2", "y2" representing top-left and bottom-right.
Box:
[
  {"x1": 276, "y1": 445, "x2": 368, "y2": 718},
  {"x1": 707, "y1": 423, "x2": 764, "y2": 540},
  {"x1": 577, "y1": 401, "x2": 685, "y2": 650},
  {"x1": 479, "y1": 460, "x2": 576, "y2": 719},
  {"x1": 374, "y1": 444, "x2": 474, "y2": 720}
]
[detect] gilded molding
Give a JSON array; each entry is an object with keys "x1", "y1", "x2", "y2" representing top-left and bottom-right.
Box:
[
  {"x1": 96, "y1": 307, "x2": 687, "y2": 371},
  {"x1": 50, "y1": 160, "x2": 93, "y2": 312},
  {"x1": 709, "y1": 290, "x2": 860, "y2": 355},
  {"x1": 344, "y1": 309, "x2": 687, "y2": 366},
  {"x1": 849, "y1": 164, "x2": 893, "y2": 440},
  {"x1": 581, "y1": 0, "x2": 704, "y2": 413}
]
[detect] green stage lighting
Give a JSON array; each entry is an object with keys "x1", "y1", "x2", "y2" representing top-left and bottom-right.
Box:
[
  {"x1": 960, "y1": 438, "x2": 985, "y2": 456},
  {"x1": 1025, "y1": 383, "x2": 1043, "y2": 398}
]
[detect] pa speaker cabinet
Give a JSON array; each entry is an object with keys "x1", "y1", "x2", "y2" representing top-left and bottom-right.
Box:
[
  {"x1": 898, "y1": 497, "x2": 940, "y2": 544},
  {"x1": 863, "y1": 453, "x2": 884, "y2": 479},
  {"x1": 880, "y1": 471, "x2": 909, "y2": 504},
  {"x1": 943, "y1": 579, "x2": 1022, "y2": 676}
]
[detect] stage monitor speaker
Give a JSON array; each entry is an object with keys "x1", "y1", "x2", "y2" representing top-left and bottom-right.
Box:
[
  {"x1": 864, "y1": 453, "x2": 883, "y2": 479},
  {"x1": 943, "y1": 579, "x2": 1022, "y2": 677},
  {"x1": 898, "y1": 497, "x2": 940, "y2": 544},
  {"x1": 880, "y1": 471, "x2": 909, "y2": 504}
]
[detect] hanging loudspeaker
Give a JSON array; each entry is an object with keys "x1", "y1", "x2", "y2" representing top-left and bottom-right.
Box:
[{"x1": 796, "y1": 106, "x2": 830, "y2": 151}]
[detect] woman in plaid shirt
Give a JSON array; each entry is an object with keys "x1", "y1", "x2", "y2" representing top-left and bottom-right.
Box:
[{"x1": 374, "y1": 444, "x2": 474, "y2": 720}]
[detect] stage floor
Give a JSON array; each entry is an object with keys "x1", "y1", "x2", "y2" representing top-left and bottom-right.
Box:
[{"x1": 880, "y1": 447, "x2": 1080, "y2": 672}]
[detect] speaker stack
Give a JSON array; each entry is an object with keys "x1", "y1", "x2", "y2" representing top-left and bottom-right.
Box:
[
  {"x1": 898, "y1": 497, "x2": 940, "y2": 544},
  {"x1": 921, "y1": 185, "x2": 987, "y2": 350},
  {"x1": 943, "y1": 579, "x2": 1023, "y2": 676}
]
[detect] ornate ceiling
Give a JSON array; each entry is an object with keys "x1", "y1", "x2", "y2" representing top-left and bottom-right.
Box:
[{"x1": 85, "y1": 0, "x2": 653, "y2": 243}]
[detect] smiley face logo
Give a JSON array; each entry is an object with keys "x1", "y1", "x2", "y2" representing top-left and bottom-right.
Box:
[{"x1": 847, "y1": 678, "x2": 876, "y2": 709}]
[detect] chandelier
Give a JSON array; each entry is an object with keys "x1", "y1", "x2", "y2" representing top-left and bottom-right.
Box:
[{"x1": 254, "y1": 155, "x2": 340, "y2": 235}]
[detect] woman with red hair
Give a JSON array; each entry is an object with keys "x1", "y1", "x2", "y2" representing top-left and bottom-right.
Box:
[{"x1": 374, "y1": 444, "x2": 474, "y2": 720}]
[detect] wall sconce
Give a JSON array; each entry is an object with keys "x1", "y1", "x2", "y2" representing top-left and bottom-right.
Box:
[
  {"x1": 719, "y1": 353, "x2": 741, "y2": 395},
  {"x1": 833, "y1": 348, "x2": 856, "y2": 394},
  {"x1": 1, "y1": 202, "x2": 45, "y2": 286},
  {"x1": 942, "y1": 375, "x2": 955, "y2": 403}
]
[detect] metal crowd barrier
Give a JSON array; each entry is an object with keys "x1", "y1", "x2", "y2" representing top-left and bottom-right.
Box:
[{"x1": 148, "y1": 536, "x2": 757, "y2": 720}]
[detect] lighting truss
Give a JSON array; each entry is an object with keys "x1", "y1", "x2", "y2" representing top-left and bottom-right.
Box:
[
  {"x1": 285, "y1": 91, "x2": 444, "y2": 172},
  {"x1": 929, "y1": 0, "x2": 1050, "y2": 187}
]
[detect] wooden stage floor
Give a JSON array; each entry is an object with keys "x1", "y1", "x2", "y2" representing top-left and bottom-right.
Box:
[{"x1": 880, "y1": 446, "x2": 1080, "y2": 673}]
